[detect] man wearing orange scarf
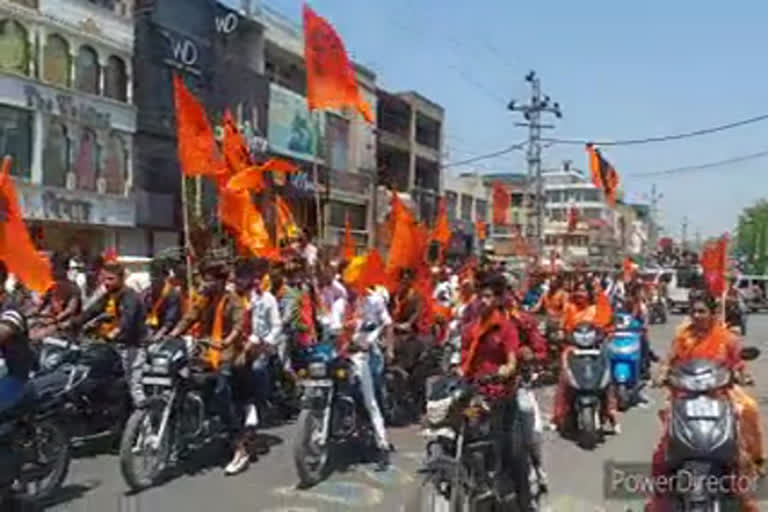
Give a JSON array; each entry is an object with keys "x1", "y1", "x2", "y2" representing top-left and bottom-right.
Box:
[
  {"x1": 168, "y1": 260, "x2": 246, "y2": 475},
  {"x1": 144, "y1": 261, "x2": 182, "y2": 343},
  {"x1": 459, "y1": 275, "x2": 534, "y2": 511}
]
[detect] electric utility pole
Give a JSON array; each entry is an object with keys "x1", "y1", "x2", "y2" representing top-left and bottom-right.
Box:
[
  {"x1": 682, "y1": 216, "x2": 689, "y2": 252},
  {"x1": 648, "y1": 183, "x2": 663, "y2": 260},
  {"x1": 508, "y1": 71, "x2": 561, "y2": 261}
]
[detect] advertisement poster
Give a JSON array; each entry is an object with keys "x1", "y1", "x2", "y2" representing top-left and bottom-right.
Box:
[{"x1": 268, "y1": 83, "x2": 325, "y2": 163}]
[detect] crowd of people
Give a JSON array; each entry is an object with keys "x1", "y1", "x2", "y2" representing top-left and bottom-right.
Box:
[{"x1": 0, "y1": 234, "x2": 765, "y2": 510}]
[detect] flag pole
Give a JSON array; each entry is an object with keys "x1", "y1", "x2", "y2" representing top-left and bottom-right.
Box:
[
  {"x1": 180, "y1": 175, "x2": 193, "y2": 292},
  {"x1": 311, "y1": 110, "x2": 323, "y2": 243}
]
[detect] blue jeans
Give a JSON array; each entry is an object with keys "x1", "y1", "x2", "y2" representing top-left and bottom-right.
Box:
[
  {"x1": 369, "y1": 344, "x2": 387, "y2": 406},
  {"x1": 0, "y1": 377, "x2": 27, "y2": 415}
]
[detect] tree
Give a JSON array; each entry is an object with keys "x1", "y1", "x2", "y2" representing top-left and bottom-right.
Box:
[{"x1": 736, "y1": 199, "x2": 768, "y2": 274}]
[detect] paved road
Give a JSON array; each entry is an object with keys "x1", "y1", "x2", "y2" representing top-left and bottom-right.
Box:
[{"x1": 45, "y1": 315, "x2": 768, "y2": 512}]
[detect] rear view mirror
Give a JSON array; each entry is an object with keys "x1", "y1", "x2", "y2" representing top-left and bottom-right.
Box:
[{"x1": 740, "y1": 347, "x2": 760, "y2": 361}]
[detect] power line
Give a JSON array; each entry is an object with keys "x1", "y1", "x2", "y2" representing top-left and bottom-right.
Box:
[
  {"x1": 442, "y1": 141, "x2": 528, "y2": 169},
  {"x1": 625, "y1": 148, "x2": 768, "y2": 179},
  {"x1": 543, "y1": 113, "x2": 768, "y2": 147}
]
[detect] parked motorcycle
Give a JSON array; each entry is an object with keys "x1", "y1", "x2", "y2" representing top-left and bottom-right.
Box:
[
  {"x1": 607, "y1": 312, "x2": 643, "y2": 411},
  {"x1": 292, "y1": 342, "x2": 380, "y2": 487},
  {"x1": 658, "y1": 347, "x2": 760, "y2": 510},
  {"x1": 0, "y1": 376, "x2": 70, "y2": 506},
  {"x1": 416, "y1": 374, "x2": 531, "y2": 511},
  {"x1": 119, "y1": 337, "x2": 220, "y2": 491},
  {"x1": 561, "y1": 322, "x2": 612, "y2": 450}
]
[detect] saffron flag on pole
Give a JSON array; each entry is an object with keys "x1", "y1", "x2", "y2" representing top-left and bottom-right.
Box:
[
  {"x1": 432, "y1": 197, "x2": 451, "y2": 247},
  {"x1": 0, "y1": 157, "x2": 53, "y2": 293},
  {"x1": 172, "y1": 73, "x2": 221, "y2": 178},
  {"x1": 341, "y1": 212, "x2": 354, "y2": 261},
  {"x1": 492, "y1": 182, "x2": 509, "y2": 225},
  {"x1": 586, "y1": 144, "x2": 620, "y2": 207},
  {"x1": 700, "y1": 235, "x2": 729, "y2": 297},
  {"x1": 275, "y1": 195, "x2": 300, "y2": 243},
  {"x1": 302, "y1": 4, "x2": 373, "y2": 123}
]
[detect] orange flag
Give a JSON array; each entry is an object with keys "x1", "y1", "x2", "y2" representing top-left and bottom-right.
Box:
[
  {"x1": 586, "y1": 144, "x2": 620, "y2": 207},
  {"x1": 492, "y1": 182, "x2": 509, "y2": 225},
  {"x1": 302, "y1": 4, "x2": 373, "y2": 123},
  {"x1": 623, "y1": 257, "x2": 637, "y2": 283},
  {"x1": 262, "y1": 158, "x2": 300, "y2": 175},
  {"x1": 275, "y1": 195, "x2": 299, "y2": 242},
  {"x1": 701, "y1": 235, "x2": 729, "y2": 297},
  {"x1": 218, "y1": 187, "x2": 278, "y2": 260},
  {"x1": 0, "y1": 157, "x2": 53, "y2": 293},
  {"x1": 595, "y1": 290, "x2": 613, "y2": 327},
  {"x1": 432, "y1": 197, "x2": 451, "y2": 246},
  {"x1": 358, "y1": 250, "x2": 388, "y2": 291},
  {"x1": 341, "y1": 212, "x2": 354, "y2": 261},
  {"x1": 172, "y1": 74, "x2": 220, "y2": 178},
  {"x1": 386, "y1": 197, "x2": 419, "y2": 279},
  {"x1": 475, "y1": 220, "x2": 486, "y2": 241}
]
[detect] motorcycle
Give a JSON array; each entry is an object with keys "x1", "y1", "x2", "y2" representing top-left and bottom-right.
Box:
[
  {"x1": 648, "y1": 295, "x2": 668, "y2": 325},
  {"x1": 607, "y1": 312, "x2": 643, "y2": 411},
  {"x1": 539, "y1": 317, "x2": 563, "y2": 383},
  {"x1": 0, "y1": 376, "x2": 70, "y2": 506},
  {"x1": 658, "y1": 347, "x2": 760, "y2": 510},
  {"x1": 292, "y1": 342, "x2": 380, "y2": 487},
  {"x1": 561, "y1": 322, "x2": 612, "y2": 450},
  {"x1": 119, "y1": 337, "x2": 220, "y2": 491},
  {"x1": 416, "y1": 373, "x2": 531, "y2": 511},
  {"x1": 31, "y1": 314, "x2": 131, "y2": 447}
]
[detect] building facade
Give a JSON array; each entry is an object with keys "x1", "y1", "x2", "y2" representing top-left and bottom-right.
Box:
[
  {"x1": 376, "y1": 89, "x2": 443, "y2": 227},
  {"x1": 261, "y1": 4, "x2": 377, "y2": 253},
  {"x1": 0, "y1": 0, "x2": 138, "y2": 258},
  {"x1": 442, "y1": 172, "x2": 489, "y2": 259}
]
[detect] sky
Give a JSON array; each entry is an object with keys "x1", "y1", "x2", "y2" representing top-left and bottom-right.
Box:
[{"x1": 260, "y1": 0, "x2": 768, "y2": 240}]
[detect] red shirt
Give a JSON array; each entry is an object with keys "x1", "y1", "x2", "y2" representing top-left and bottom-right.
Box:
[{"x1": 461, "y1": 314, "x2": 520, "y2": 397}]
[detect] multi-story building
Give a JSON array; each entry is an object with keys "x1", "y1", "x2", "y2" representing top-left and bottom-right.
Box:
[
  {"x1": 376, "y1": 89, "x2": 443, "y2": 226},
  {"x1": 542, "y1": 161, "x2": 617, "y2": 266},
  {"x1": 261, "y1": 4, "x2": 377, "y2": 252},
  {"x1": 0, "y1": 0, "x2": 138, "y2": 257},
  {"x1": 442, "y1": 171, "x2": 489, "y2": 259}
]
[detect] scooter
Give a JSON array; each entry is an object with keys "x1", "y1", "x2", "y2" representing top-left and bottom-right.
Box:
[
  {"x1": 607, "y1": 312, "x2": 643, "y2": 411},
  {"x1": 562, "y1": 322, "x2": 612, "y2": 450},
  {"x1": 659, "y1": 347, "x2": 760, "y2": 510}
]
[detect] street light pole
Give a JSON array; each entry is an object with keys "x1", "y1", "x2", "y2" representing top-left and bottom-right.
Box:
[{"x1": 508, "y1": 71, "x2": 561, "y2": 262}]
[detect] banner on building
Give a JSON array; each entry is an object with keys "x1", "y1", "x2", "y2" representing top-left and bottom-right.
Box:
[{"x1": 268, "y1": 83, "x2": 325, "y2": 163}]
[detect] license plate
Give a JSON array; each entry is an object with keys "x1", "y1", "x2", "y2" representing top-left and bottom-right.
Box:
[
  {"x1": 685, "y1": 397, "x2": 719, "y2": 418},
  {"x1": 142, "y1": 376, "x2": 172, "y2": 386},
  {"x1": 301, "y1": 379, "x2": 333, "y2": 388},
  {"x1": 421, "y1": 427, "x2": 456, "y2": 440},
  {"x1": 572, "y1": 349, "x2": 601, "y2": 356}
]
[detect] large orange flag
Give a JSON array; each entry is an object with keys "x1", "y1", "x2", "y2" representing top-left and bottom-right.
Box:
[
  {"x1": 172, "y1": 74, "x2": 221, "y2": 178},
  {"x1": 218, "y1": 187, "x2": 278, "y2": 261},
  {"x1": 358, "y1": 250, "x2": 388, "y2": 291},
  {"x1": 586, "y1": 144, "x2": 620, "y2": 207},
  {"x1": 0, "y1": 157, "x2": 52, "y2": 293},
  {"x1": 701, "y1": 235, "x2": 729, "y2": 297},
  {"x1": 432, "y1": 197, "x2": 451, "y2": 247},
  {"x1": 492, "y1": 182, "x2": 509, "y2": 225},
  {"x1": 341, "y1": 212, "x2": 354, "y2": 261},
  {"x1": 302, "y1": 4, "x2": 373, "y2": 123}
]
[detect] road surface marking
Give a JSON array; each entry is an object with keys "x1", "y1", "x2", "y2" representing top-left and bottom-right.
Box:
[
  {"x1": 273, "y1": 481, "x2": 383, "y2": 507},
  {"x1": 361, "y1": 464, "x2": 415, "y2": 486}
]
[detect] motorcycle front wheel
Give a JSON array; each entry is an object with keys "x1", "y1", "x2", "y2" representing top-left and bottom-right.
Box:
[
  {"x1": 577, "y1": 406, "x2": 599, "y2": 450},
  {"x1": 293, "y1": 409, "x2": 330, "y2": 487},
  {"x1": 119, "y1": 399, "x2": 171, "y2": 491},
  {"x1": 616, "y1": 384, "x2": 631, "y2": 412},
  {"x1": 16, "y1": 418, "x2": 70, "y2": 505}
]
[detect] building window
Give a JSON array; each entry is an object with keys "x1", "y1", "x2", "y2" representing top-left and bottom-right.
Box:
[
  {"x1": 104, "y1": 133, "x2": 128, "y2": 194},
  {"x1": 328, "y1": 200, "x2": 366, "y2": 230},
  {"x1": 0, "y1": 20, "x2": 30, "y2": 75},
  {"x1": 510, "y1": 192, "x2": 523, "y2": 207},
  {"x1": 43, "y1": 34, "x2": 70, "y2": 87},
  {"x1": 104, "y1": 56, "x2": 127, "y2": 101},
  {"x1": 475, "y1": 199, "x2": 487, "y2": 222},
  {"x1": 325, "y1": 113, "x2": 349, "y2": 172},
  {"x1": 74, "y1": 128, "x2": 99, "y2": 190},
  {"x1": 418, "y1": 191, "x2": 437, "y2": 226},
  {"x1": 460, "y1": 193, "x2": 472, "y2": 221},
  {"x1": 42, "y1": 121, "x2": 69, "y2": 187},
  {"x1": 75, "y1": 45, "x2": 99, "y2": 94},
  {"x1": 583, "y1": 188, "x2": 599, "y2": 202},
  {"x1": 0, "y1": 105, "x2": 32, "y2": 178},
  {"x1": 445, "y1": 191, "x2": 458, "y2": 222}
]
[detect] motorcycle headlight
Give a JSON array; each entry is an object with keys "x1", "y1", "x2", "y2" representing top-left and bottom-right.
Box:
[
  {"x1": 151, "y1": 356, "x2": 170, "y2": 374},
  {"x1": 309, "y1": 362, "x2": 327, "y2": 378},
  {"x1": 43, "y1": 352, "x2": 63, "y2": 370}
]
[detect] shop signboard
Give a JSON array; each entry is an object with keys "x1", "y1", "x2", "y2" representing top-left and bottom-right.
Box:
[
  {"x1": 15, "y1": 182, "x2": 136, "y2": 227},
  {"x1": 268, "y1": 83, "x2": 325, "y2": 163}
]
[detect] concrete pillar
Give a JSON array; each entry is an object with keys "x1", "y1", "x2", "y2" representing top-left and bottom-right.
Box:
[
  {"x1": 69, "y1": 48, "x2": 77, "y2": 89},
  {"x1": 30, "y1": 112, "x2": 44, "y2": 184}
]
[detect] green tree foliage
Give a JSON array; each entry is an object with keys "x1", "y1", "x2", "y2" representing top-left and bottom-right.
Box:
[{"x1": 737, "y1": 199, "x2": 768, "y2": 274}]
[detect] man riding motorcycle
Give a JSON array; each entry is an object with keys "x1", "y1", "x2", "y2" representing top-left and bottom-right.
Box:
[
  {"x1": 168, "y1": 260, "x2": 247, "y2": 475},
  {"x1": 144, "y1": 261, "x2": 182, "y2": 343},
  {"x1": 76, "y1": 260, "x2": 147, "y2": 408},
  {"x1": 648, "y1": 289, "x2": 764, "y2": 511},
  {"x1": 458, "y1": 275, "x2": 534, "y2": 511}
]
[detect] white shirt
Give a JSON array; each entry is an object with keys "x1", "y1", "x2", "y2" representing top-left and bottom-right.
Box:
[
  {"x1": 249, "y1": 290, "x2": 282, "y2": 346},
  {"x1": 319, "y1": 280, "x2": 347, "y2": 332},
  {"x1": 360, "y1": 293, "x2": 392, "y2": 328},
  {"x1": 434, "y1": 280, "x2": 454, "y2": 308},
  {"x1": 303, "y1": 243, "x2": 318, "y2": 267}
]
